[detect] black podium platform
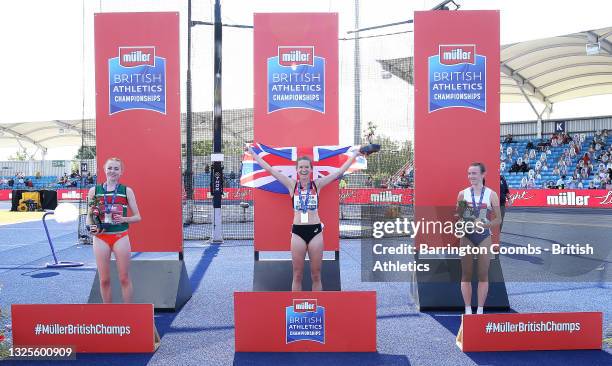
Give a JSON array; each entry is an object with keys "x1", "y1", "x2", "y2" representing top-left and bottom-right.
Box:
[
  {"x1": 89, "y1": 259, "x2": 192, "y2": 311},
  {"x1": 253, "y1": 252, "x2": 341, "y2": 291},
  {"x1": 411, "y1": 257, "x2": 510, "y2": 311}
]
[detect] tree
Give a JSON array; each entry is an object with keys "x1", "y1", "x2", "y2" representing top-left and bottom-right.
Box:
[
  {"x1": 361, "y1": 121, "x2": 413, "y2": 185},
  {"x1": 8, "y1": 148, "x2": 30, "y2": 161},
  {"x1": 75, "y1": 146, "x2": 96, "y2": 160}
]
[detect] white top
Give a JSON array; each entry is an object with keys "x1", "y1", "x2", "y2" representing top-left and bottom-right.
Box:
[{"x1": 462, "y1": 186, "x2": 492, "y2": 220}]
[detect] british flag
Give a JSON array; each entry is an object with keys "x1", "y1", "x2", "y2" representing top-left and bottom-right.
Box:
[{"x1": 240, "y1": 142, "x2": 367, "y2": 194}]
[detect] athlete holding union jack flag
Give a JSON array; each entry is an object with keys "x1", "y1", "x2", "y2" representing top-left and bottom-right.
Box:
[{"x1": 245, "y1": 143, "x2": 365, "y2": 291}]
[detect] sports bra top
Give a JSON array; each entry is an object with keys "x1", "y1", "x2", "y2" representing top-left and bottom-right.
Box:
[{"x1": 291, "y1": 180, "x2": 319, "y2": 211}]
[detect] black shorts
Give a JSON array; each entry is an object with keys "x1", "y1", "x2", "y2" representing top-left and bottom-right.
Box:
[
  {"x1": 291, "y1": 223, "x2": 323, "y2": 244},
  {"x1": 465, "y1": 231, "x2": 491, "y2": 246}
]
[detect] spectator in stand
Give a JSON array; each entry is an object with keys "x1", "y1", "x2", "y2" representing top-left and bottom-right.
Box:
[
  {"x1": 551, "y1": 133, "x2": 560, "y2": 147},
  {"x1": 519, "y1": 158, "x2": 529, "y2": 173},
  {"x1": 552, "y1": 166, "x2": 560, "y2": 176},
  {"x1": 8, "y1": 178, "x2": 14, "y2": 187},
  {"x1": 17, "y1": 174, "x2": 24, "y2": 185},
  {"x1": 537, "y1": 139, "x2": 550, "y2": 151},
  {"x1": 546, "y1": 180, "x2": 556, "y2": 189},
  {"x1": 593, "y1": 175, "x2": 601, "y2": 188},
  {"x1": 561, "y1": 132, "x2": 572, "y2": 144},
  {"x1": 567, "y1": 177, "x2": 577, "y2": 189},
  {"x1": 526, "y1": 140, "x2": 535, "y2": 150},
  {"x1": 86, "y1": 172, "x2": 94, "y2": 185},
  {"x1": 228, "y1": 171, "x2": 236, "y2": 187},
  {"x1": 580, "y1": 167, "x2": 589, "y2": 180},
  {"x1": 520, "y1": 176, "x2": 529, "y2": 188},
  {"x1": 25, "y1": 179, "x2": 33, "y2": 188},
  {"x1": 588, "y1": 181, "x2": 596, "y2": 189},
  {"x1": 339, "y1": 177, "x2": 347, "y2": 189},
  {"x1": 366, "y1": 175, "x2": 373, "y2": 187},
  {"x1": 35, "y1": 171, "x2": 42, "y2": 179},
  {"x1": 577, "y1": 178, "x2": 584, "y2": 189},
  {"x1": 528, "y1": 149, "x2": 536, "y2": 160},
  {"x1": 500, "y1": 162, "x2": 506, "y2": 172},
  {"x1": 504, "y1": 134, "x2": 514, "y2": 143},
  {"x1": 509, "y1": 159, "x2": 521, "y2": 173},
  {"x1": 556, "y1": 175, "x2": 566, "y2": 189},
  {"x1": 527, "y1": 177, "x2": 537, "y2": 188}
]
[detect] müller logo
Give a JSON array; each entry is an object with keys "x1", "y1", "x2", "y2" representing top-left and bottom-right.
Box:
[
  {"x1": 546, "y1": 192, "x2": 590, "y2": 206},
  {"x1": 119, "y1": 47, "x2": 155, "y2": 67},
  {"x1": 286, "y1": 298, "x2": 325, "y2": 344},
  {"x1": 278, "y1": 46, "x2": 314, "y2": 67},
  {"x1": 439, "y1": 44, "x2": 475, "y2": 65},
  {"x1": 370, "y1": 191, "x2": 403, "y2": 203},
  {"x1": 293, "y1": 299, "x2": 317, "y2": 313}
]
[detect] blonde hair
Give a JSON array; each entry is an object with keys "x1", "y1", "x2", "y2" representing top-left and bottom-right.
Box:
[{"x1": 104, "y1": 157, "x2": 124, "y2": 170}]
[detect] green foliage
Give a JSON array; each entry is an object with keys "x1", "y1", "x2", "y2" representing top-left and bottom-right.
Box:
[
  {"x1": 75, "y1": 146, "x2": 96, "y2": 160},
  {"x1": 364, "y1": 121, "x2": 413, "y2": 184},
  {"x1": 7, "y1": 148, "x2": 29, "y2": 161},
  {"x1": 184, "y1": 140, "x2": 244, "y2": 157}
]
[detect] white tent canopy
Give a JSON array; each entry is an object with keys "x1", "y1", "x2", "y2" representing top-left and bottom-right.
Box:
[
  {"x1": 379, "y1": 26, "x2": 612, "y2": 105},
  {"x1": 501, "y1": 26, "x2": 612, "y2": 104}
]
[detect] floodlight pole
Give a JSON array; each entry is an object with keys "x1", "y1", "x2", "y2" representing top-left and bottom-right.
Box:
[
  {"x1": 353, "y1": 0, "x2": 361, "y2": 144},
  {"x1": 210, "y1": 0, "x2": 224, "y2": 244}
]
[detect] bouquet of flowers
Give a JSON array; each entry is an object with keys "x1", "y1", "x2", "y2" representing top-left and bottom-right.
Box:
[
  {"x1": 88, "y1": 197, "x2": 105, "y2": 231},
  {"x1": 457, "y1": 200, "x2": 476, "y2": 221}
]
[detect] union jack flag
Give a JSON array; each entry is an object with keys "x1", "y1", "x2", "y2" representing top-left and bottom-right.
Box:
[{"x1": 240, "y1": 142, "x2": 367, "y2": 194}]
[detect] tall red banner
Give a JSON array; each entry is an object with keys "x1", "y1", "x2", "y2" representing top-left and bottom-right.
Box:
[
  {"x1": 253, "y1": 13, "x2": 339, "y2": 251},
  {"x1": 414, "y1": 11, "x2": 500, "y2": 247},
  {"x1": 94, "y1": 13, "x2": 182, "y2": 252}
]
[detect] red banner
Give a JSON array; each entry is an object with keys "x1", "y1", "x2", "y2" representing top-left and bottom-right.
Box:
[
  {"x1": 339, "y1": 188, "x2": 412, "y2": 205},
  {"x1": 253, "y1": 13, "x2": 339, "y2": 251},
  {"x1": 0, "y1": 189, "x2": 10, "y2": 200},
  {"x1": 234, "y1": 291, "x2": 376, "y2": 352},
  {"x1": 95, "y1": 13, "x2": 182, "y2": 252},
  {"x1": 187, "y1": 188, "x2": 413, "y2": 204},
  {"x1": 457, "y1": 312, "x2": 602, "y2": 352},
  {"x1": 414, "y1": 11, "x2": 500, "y2": 247},
  {"x1": 509, "y1": 189, "x2": 612, "y2": 208},
  {"x1": 12, "y1": 304, "x2": 159, "y2": 353}
]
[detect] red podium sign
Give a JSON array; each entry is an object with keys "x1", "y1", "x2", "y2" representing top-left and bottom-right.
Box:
[
  {"x1": 253, "y1": 13, "x2": 339, "y2": 251},
  {"x1": 457, "y1": 312, "x2": 602, "y2": 352},
  {"x1": 94, "y1": 12, "x2": 182, "y2": 252},
  {"x1": 234, "y1": 291, "x2": 376, "y2": 352},
  {"x1": 12, "y1": 304, "x2": 159, "y2": 353}
]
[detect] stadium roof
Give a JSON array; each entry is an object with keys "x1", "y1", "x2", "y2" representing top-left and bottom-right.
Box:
[
  {"x1": 0, "y1": 110, "x2": 254, "y2": 152},
  {"x1": 379, "y1": 26, "x2": 612, "y2": 105}
]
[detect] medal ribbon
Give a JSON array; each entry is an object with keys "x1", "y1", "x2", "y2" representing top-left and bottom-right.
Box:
[
  {"x1": 103, "y1": 183, "x2": 119, "y2": 215},
  {"x1": 470, "y1": 187, "x2": 485, "y2": 218},
  {"x1": 298, "y1": 181, "x2": 311, "y2": 214}
]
